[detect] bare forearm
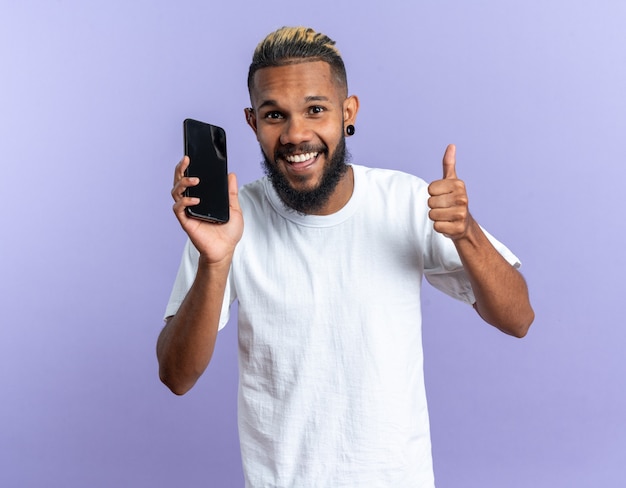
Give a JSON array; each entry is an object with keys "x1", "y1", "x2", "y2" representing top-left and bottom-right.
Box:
[
  {"x1": 157, "y1": 257, "x2": 231, "y2": 394},
  {"x1": 454, "y1": 218, "x2": 535, "y2": 337},
  {"x1": 427, "y1": 145, "x2": 533, "y2": 336}
]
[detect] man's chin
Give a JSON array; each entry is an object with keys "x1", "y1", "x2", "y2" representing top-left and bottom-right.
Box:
[
  {"x1": 261, "y1": 139, "x2": 349, "y2": 214},
  {"x1": 282, "y1": 170, "x2": 323, "y2": 191}
]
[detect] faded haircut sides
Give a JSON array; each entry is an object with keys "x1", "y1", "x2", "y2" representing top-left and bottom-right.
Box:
[{"x1": 247, "y1": 26, "x2": 348, "y2": 96}]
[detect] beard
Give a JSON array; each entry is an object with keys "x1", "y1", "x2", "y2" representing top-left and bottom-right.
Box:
[{"x1": 261, "y1": 137, "x2": 351, "y2": 214}]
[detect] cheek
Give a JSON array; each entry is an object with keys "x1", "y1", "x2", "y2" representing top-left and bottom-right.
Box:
[
  {"x1": 324, "y1": 117, "x2": 345, "y2": 139},
  {"x1": 255, "y1": 129, "x2": 275, "y2": 150},
  {"x1": 320, "y1": 125, "x2": 343, "y2": 150}
]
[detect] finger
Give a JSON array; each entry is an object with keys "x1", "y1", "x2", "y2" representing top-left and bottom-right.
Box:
[
  {"x1": 171, "y1": 184, "x2": 199, "y2": 205},
  {"x1": 429, "y1": 205, "x2": 467, "y2": 223},
  {"x1": 172, "y1": 195, "x2": 199, "y2": 214},
  {"x1": 173, "y1": 156, "x2": 190, "y2": 186},
  {"x1": 442, "y1": 144, "x2": 457, "y2": 180},
  {"x1": 171, "y1": 176, "x2": 199, "y2": 202},
  {"x1": 228, "y1": 173, "x2": 241, "y2": 212}
]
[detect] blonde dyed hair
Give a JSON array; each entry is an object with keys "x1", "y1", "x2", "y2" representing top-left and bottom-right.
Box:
[{"x1": 247, "y1": 26, "x2": 348, "y2": 94}]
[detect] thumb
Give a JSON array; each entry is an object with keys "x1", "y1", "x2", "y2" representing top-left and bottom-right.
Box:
[
  {"x1": 442, "y1": 144, "x2": 457, "y2": 179},
  {"x1": 228, "y1": 173, "x2": 241, "y2": 210}
]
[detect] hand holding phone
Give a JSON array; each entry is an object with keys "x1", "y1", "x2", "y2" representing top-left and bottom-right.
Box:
[{"x1": 183, "y1": 119, "x2": 229, "y2": 223}]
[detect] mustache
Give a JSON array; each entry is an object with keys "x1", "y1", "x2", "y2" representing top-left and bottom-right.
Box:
[{"x1": 274, "y1": 144, "x2": 327, "y2": 160}]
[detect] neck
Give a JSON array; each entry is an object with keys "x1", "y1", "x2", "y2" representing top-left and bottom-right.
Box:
[{"x1": 308, "y1": 165, "x2": 354, "y2": 215}]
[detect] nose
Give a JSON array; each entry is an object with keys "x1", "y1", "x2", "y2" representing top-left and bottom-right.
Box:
[{"x1": 279, "y1": 116, "x2": 312, "y2": 146}]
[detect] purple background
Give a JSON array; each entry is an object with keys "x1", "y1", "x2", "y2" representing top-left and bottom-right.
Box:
[{"x1": 2, "y1": 1, "x2": 625, "y2": 486}]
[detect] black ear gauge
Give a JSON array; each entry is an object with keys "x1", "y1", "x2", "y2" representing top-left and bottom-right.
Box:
[{"x1": 346, "y1": 124, "x2": 355, "y2": 136}]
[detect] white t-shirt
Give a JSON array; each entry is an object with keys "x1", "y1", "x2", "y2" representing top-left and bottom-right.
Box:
[{"x1": 165, "y1": 165, "x2": 520, "y2": 487}]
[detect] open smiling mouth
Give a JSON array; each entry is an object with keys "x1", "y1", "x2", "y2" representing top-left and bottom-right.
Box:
[
  {"x1": 285, "y1": 152, "x2": 319, "y2": 164},
  {"x1": 279, "y1": 150, "x2": 324, "y2": 173},
  {"x1": 274, "y1": 144, "x2": 328, "y2": 173}
]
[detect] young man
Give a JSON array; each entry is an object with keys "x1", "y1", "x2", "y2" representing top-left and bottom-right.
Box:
[{"x1": 158, "y1": 26, "x2": 534, "y2": 487}]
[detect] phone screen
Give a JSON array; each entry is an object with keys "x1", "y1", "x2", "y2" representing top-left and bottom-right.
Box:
[{"x1": 183, "y1": 119, "x2": 229, "y2": 223}]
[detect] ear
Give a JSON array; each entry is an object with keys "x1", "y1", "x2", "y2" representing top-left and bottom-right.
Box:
[
  {"x1": 343, "y1": 95, "x2": 360, "y2": 127},
  {"x1": 244, "y1": 107, "x2": 258, "y2": 135}
]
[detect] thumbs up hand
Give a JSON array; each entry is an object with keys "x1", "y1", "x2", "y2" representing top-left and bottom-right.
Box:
[{"x1": 428, "y1": 144, "x2": 471, "y2": 240}]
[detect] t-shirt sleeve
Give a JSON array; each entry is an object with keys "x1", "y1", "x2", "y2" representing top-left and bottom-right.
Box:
[
  {"x1": 163, "y1": 238, "x2": 233, "y2": 330},
  {"x1": 424, "y1": 226, "x2": 521, "y2": 305}
]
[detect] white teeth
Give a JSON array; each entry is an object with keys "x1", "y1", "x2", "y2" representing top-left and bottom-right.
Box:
[{"x1": 285, "y1": 152, "x2": 318, "y2": 163}]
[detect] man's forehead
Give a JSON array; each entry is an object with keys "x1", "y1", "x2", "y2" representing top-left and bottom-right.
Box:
[
  {"x1": 257, "y1": 95, "x2": 331, "y2": 110},
  {"x1": 250, "y1": 60, "x2": 341, "y2": 105}
]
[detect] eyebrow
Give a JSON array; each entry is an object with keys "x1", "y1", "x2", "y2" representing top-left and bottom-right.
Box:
[{"x1": 257, "y1": 95, "x2": 331, "y2": 110}]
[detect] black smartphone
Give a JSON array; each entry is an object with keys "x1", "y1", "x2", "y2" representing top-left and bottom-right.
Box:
[{"x1": 183, "y1": 118, "x2": 229, "y2": 223}]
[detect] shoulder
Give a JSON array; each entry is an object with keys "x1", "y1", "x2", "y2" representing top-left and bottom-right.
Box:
[
  {"x1": 355, "y1": 164, "x2": 427, "y2": 187},
  {"x1": 239, "y1": 177, "x2": 266, "y2": 202},
  {"x1": 353, "y1": 164, "x2": 430, "y2": 204},
  {"x1": 236, "y1": 176, "x2": 281, "y2": 228},
  {"x1": 237, "y1": 177, "x2": 272, "y2": 214}
]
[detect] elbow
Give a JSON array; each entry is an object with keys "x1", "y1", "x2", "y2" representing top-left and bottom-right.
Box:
[
  {"x1": 156, "y1": 323, "x2": 199, "y2": 396},
  {"x1": 158, "y1": 366, "x2": 197, "y2": 396},
  {"x1": 159, "y1": 364, "x2": 199, "y2": 396},
  {"x1": 476, "y1": 301, "x2": 535, "y2": 338},
  {"x1": 167, "y1": 384, "x2": 192, "y2": 396},
  {"x1": 504, "y1": 307, "x2": 535, "y2": 338},
  {"x1": 508, "y1": 324, "x2": 530, "y2": 339}
]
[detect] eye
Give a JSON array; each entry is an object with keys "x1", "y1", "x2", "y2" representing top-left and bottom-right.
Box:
[
  {"x1": 308, "y1": 105, "x2": 325, "y2": 115},
  {"x1": 263, "y1": 111, "x2": 284, "y2": 120}
]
